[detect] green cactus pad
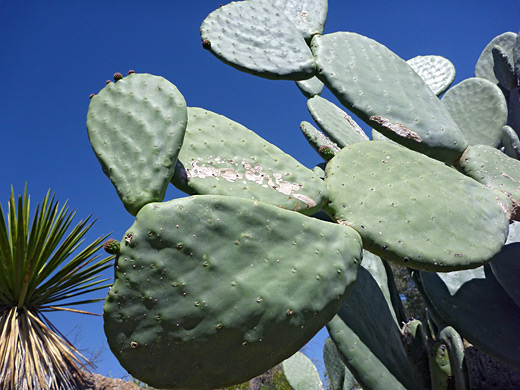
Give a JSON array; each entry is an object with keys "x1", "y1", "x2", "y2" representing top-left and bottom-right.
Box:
[
  {"x1": 326, "y1": 141, "x2": 511, "y2": 271},
  {"x1": 307, "y1": 96, "x2": 369, "y2": 148},
  {"x1": 200, "y1": 1, "x2": 316, "y2": 80},
  {"x1": 507, "y1": 221, "x2": 520, "y2": 243},
  {"x1": 311, "y1": 32, "x2": 468, "y2": 164},
  {"x1": 501, "y1": 125, "x2": 520, "y2": 160},
  {"x1": 361, "y1": 251, "x2": 400, "y2": 327},
  {"x1": 489, "y1": 242, "x2": 520, "y2": 307},
  {"x1": 429, "y1": 342, "x2": 452, "y2": 389},
  {"x1": 296, "y1": 77, "x2": 324, "y2": 98},
  {"x1": 438, "y1": 326, "x2": 468, "y2": 390},
  {"x1": 406, "y1": 55, "x2": 456, "y2": 96},
  {"x1": 282, "y1": 352, "x2": 324, "y2": 390},
  {"x1": 300, "y1": 121, "x2": 340, "y2": 162},
  {"x1": 475, "y1": 32, "x2": 517, "y2": 86},
  {"x1": 87, "y1": 73, "x2": 187, "y2": 215},
  {"x1": 420, "y1": 266, "x2": 520, "y2": 369},
  {"x1": 401, "y1": 320, "x2": 431, "y2": 389},
  {"x1": 492, "y1": 45, "x2": 517, "y2": 92},
  {"x1": 263, "y1": 0, "x2": 328, "y2": 41},
  {"x1": 441, "y1": 77, "x2": 507, "y2": 147},
  {"x1": 103, "y1": 195, "x2": 362, "y2": 389},
  {"x1": 323, "y1": 338, "x2": 356, "y2": 390},
  {"x1": 457, "y1": 144, "x2": 520, "y2": 208},
  {"x1": 171, "y1": 108, "x2": 328, "y2": 215},
  {"x1": 327, "y1": 266, "x2": 420, "y2": 390},
  {"x1": 509, "y1": 86, "x2": 520, "y2": 134}
]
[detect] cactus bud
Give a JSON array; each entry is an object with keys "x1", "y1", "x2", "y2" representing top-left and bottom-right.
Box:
[
  {"x1": 89, "y1": 93, "x2": 95, "y2": 99},
  {"x1": 106, "y1": 80, "x2": 112, "y2": 84},
  {"x1": 103, "y1": 239, "x2": 120, "y2": 255},
  {"x1": 202, "y1": 39, "x2": 211, "y2": 50},
  {"x1": 128, "y1": 70, "x2": 135, "y2": 75},
  {"x1": 113, "y1": 72, "x2": 123, "y2": 82},
  {"x1": 318, "y1": 145, "x2": 336, "y2": 161}
]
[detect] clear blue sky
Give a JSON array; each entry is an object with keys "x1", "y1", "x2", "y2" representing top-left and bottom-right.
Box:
[{"x1": 1, "y1": 0, "x2": 519, "y2": 383}]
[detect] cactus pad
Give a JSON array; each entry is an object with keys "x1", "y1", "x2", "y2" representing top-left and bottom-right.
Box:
[
  {"x1": 407, "y1": 55, "x2": 456, "y2": 96},
  {"x1": 458, "y1": 144, "x2": 520, "y2": 208},
  {"x1": 171, "y1": 107, "x2": 328, "y2": 215},
  {"x1": 296, "y1": 77, "x2": 324, "y2": 98},
  {"x1": 420, "y1": 266, "x2": 520, "y2": 369},
  {"x1": 311, "y1": 32, "x2": 467, "y2": 164},
  {"x1": 87, "y1": 73, "x2": 187, "y2": 215},
  {"x1": 501, "y1": 125, "x2": 520, "y2": 160},
  {"x1": 475, "y1": 32, "x2": 517, "y2": 86},
  {"x1": 200, "y1": 1, "x2": 316, "y2": 80},
  {"x1": 327, "y1": 266, "x2": 419, "y2": 390},
  {"x1": 307, "y1": 95, "x2": 369, "y2": 148},
  {"x1": 282, "y1": 351, "x2": 324, "y2": 390},
  {"x1": 441, "y1": 77, "x2": 507, "y2": 147},
  {"x1": 103, "y1": 195, "x2": 362, "y2": 389},
  {"x1": 300, "y1": 121, "x2": 340, "y2": 162},
  {"x1": 325, "y1": 141, "x2": 511, "y2": 271},
  {"x1": 489, "y1": 242, "x2": 520, "y2": 307},
  {"x1": 323, "y1": 338, "x2": 356, "y2": 390}
]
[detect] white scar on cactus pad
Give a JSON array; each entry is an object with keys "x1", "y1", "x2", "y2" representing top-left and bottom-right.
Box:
[{"x1": 184, "y1": 157, "x2": 317, "y2": 207}]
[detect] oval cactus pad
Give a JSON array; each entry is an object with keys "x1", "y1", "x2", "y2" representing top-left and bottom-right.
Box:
[
  {"x1": 311, "y1": 32, "x2": 468, "y2": 164},
  {"x1": 325, "y1": 141, "x2": 510, "y2": 271},
  {"x1": 87, "y1": 73, "x2": 187, "y2": 215},
  {"x1": 103, "y1": 195, "x2": 362, "y2": 389},
  {"x1": 171, "y1": 107, "x2": 328, "y2": 215},
  {"x1": 406, "y1": 55, "x2": 455, "y2": 96},
  {"x1": 458, "y1": 144, "x2": 520, "y2": 210},
  {"x1": 200, "y1": 1, "x2": 316, "y2": 80},
  {"x1": 441, "y1": 77, "x2": 507, "y2": 147}
]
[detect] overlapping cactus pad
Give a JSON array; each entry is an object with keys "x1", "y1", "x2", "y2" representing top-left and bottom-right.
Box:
[
  {"x1": 441, "y1": 77, "x2": 507, "y2": 147},
  {"x1": 171, "y1": 107, "x2": 328, "y2": 215},
  {"x1": 327, "y1": 266, "x2": 419, "y2": 390},
  {"x1": 200, "y1": 0, "x2": 316, "y2": 80},
  {"x1": 457, "y1": 144, "x2": 520, "y2": 208},
  {"x1": 406, "y1": 55, "x2": 455, "y2": 96},
  {"x1": 87, "y1": 73, "x2": 187, "y2": 215},
  {"x1": 311, "y1": 32, "x2": 468, "y2": 164},
  {"x1": 420, "y1": 266, "x2": 520, "y2": 369},
  {"x1": 325, "y1": 141, "x2": 511, "y2": 271},
  {"x1": 103, "y1": 195, "x2": 362, "y2": 389},
  {"x1": 307, "y1": 95, "x2": 369, "y2": 148}
]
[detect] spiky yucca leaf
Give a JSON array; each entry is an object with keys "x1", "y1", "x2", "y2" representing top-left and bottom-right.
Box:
[{"x1": 0, "y1": 186, "x2": 113, "y2": 390}]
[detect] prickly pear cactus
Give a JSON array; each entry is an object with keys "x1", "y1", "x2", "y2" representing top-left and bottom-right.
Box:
[{"x1": 84, "y1": 3, "x2": 520, "y2": 389}]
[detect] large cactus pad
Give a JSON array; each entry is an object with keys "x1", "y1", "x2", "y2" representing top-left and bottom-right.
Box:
[
  {"x1": 200, "y1": 1, "x2": 316, "y2": 80},
  {"x1": 172, "y1": 107, "x2": 328, "y2": 215},
  {"x1": 311, "y1": 32, "x2": 468, "y2": 164},
  {"x1": 104, "y1": 195, "x2": 362, "y2": 389},
  {"x1": 325, "y1": 141, "x2": 511, "y2": 271}
]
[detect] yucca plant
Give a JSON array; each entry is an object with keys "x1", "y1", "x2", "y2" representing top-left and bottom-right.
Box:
[{"x1": 0, "y1": 186, "x2": 113, "y2": 390}]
